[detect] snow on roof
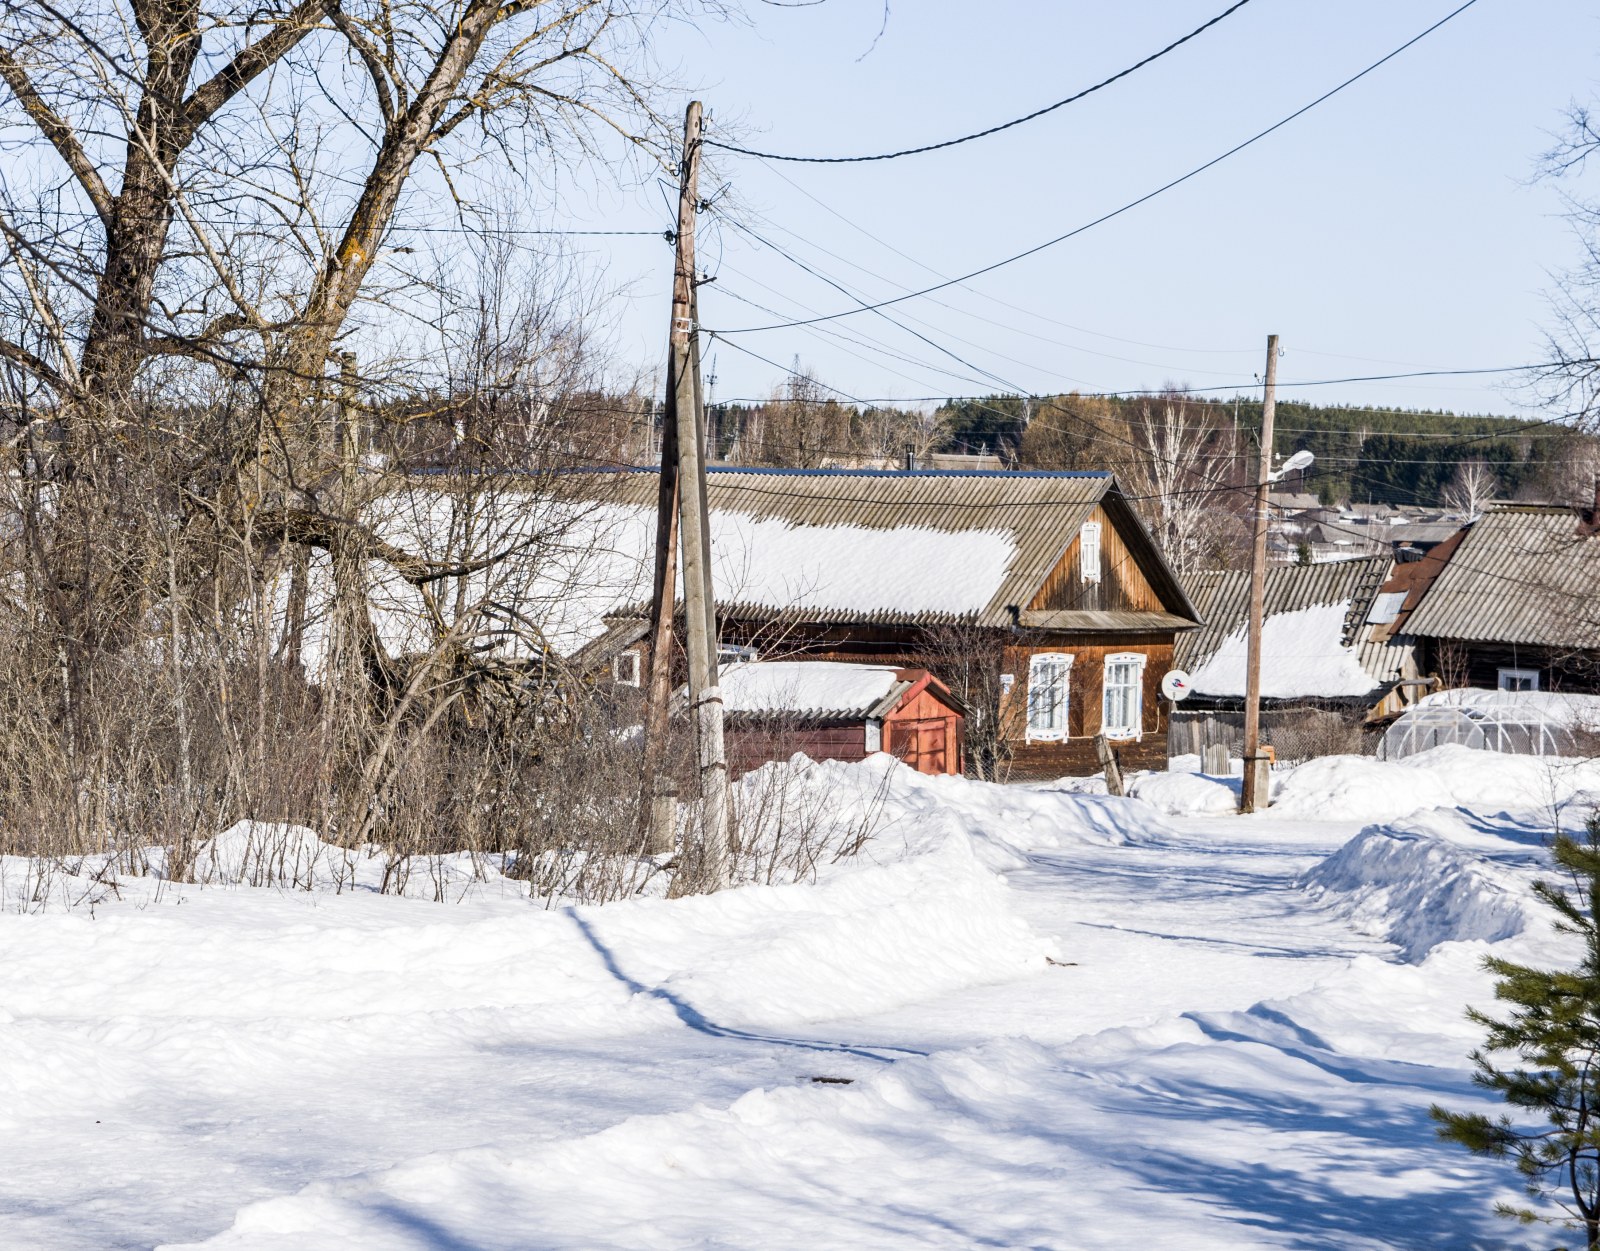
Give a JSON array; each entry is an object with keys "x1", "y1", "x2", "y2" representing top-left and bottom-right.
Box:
[
  {"x1": 1412, "y1": 687, "x2": 1600, "y2": 729},
  {"x1": 297, "y1": 491, "x2": 1017, "y2": 665},
  {"x1": 718, "y1": 662, "x2": 908, "y2": 718},
  {"x1": 707, "y1": 510, "x2": 1013, "y2": 623},
  {"x1": 1187, "y1": 601, "x2": 1379, "y2": 699}
]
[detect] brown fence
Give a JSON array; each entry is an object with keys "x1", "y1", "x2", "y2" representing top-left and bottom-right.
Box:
[{"x1": 1168, "y1": 703, "x2": 1377, "y2": 766}]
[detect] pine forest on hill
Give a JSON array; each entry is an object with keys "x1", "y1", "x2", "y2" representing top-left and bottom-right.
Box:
[{"x1": 934, "y1": 392, "x2": 1588, "y2": 508}]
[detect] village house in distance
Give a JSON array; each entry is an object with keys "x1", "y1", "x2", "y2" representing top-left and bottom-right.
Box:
[{"x1": 574, "y1": 467, "x2": 1201, "y2": 777}]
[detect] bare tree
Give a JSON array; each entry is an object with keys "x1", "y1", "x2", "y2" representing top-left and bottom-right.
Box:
[
  {"x1": 0, "y1": 0, "x2": 703, "y2": 667},
  {"x1": 1120, "y1": 390, "x2": 1246, "y2": 575},
  {"x1": 1442, "y1": 458, "x2": 1499, "y2": 517},
  {"x1": 0, "y1": 3, "x2": 747, "y2": 895}
]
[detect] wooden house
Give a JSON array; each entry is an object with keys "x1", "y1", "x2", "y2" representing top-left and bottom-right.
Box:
[
  {"x1": 1402, "y1": 503, "x2": 1600, "y2": 694},
  {"x1": 1169, "y1": 557, "x2": 1419, "y2": 760},
  {"x1": 570, "y1": 468, "x2": 1200, "y2": 778},
  {"x1": 711, "y1": 661, "x2": 965, "y2": 777}
]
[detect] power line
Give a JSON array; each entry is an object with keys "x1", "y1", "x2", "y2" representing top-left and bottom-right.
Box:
[
  {"x1": 719, "y1": 202, "x2": 1253, "y2": 379},
  {"x1": 702, "y1": 0, "x2": 1257, "y2": 164},
  {"x1": 17, "y1": 207, "x2": 670, "y2": 239},
  {"x1": 710, "y1": 0, "x2": 1483, "y2": 335},
  {"x1": 710, "y1": 364, "x2": 1564, "y2": 402}
]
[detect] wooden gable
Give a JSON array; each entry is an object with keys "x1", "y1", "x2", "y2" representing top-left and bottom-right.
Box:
[{"x1": 1027, "y1": 503, "x2": 1168, "y2": 615}]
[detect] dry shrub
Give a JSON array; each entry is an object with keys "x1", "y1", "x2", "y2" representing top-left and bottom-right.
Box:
[
  {"x1": 731, "y1": 751, "x2": 898, "y2": 886},
  {"x1": 1265, "y1": 706, "x2": 1368, "y2": 764}
]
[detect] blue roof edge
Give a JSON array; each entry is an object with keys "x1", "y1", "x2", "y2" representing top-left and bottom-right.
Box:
[{"x1": 596, "y1": 465, "x2": 1112, "y2": 479}]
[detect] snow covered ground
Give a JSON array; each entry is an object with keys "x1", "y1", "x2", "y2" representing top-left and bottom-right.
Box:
[{"x1": 2, "y1": 747, "x2": 1588, "y2": 1249}]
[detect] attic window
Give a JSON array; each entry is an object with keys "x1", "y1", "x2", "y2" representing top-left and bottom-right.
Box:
[
  {"x1": 612, "y1": 650, "x2": 641, "y2": 687},
  {"x1": 1079, "y1": 521, "x2": 1102, "y2": 583}
]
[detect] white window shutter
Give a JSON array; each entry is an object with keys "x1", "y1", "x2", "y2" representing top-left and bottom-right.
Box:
[{"x1": 1080, "y1": 522, "x2": 1102, "y2": 584}]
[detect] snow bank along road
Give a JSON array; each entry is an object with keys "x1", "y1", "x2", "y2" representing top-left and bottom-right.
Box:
[{"x1": 2, "y1": 746, "x2": 1587, "y2": 1249}]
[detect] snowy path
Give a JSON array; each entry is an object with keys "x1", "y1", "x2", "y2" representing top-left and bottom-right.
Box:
[
  {"x1": 844, "y1": 817, "x2": 1387, "y2": 1051},
  {"x1": 2, "y1": 801, "x2": 1526, "y2": 1249}
]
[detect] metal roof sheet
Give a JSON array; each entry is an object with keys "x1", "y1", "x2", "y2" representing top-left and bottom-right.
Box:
[
  {"x1": 1175, "y1": 556, "x2": 1407, "y2": 689},
  {"x1": 1403, "y1": 504, "x2": 1600, "y2": 648},
  {"x1": 570, "y1": 468, "x2": 1197, "y2": 630}
]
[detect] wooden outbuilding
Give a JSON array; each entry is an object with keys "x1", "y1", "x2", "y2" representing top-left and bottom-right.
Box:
[
  {"x1": 710, "y1": 662, "x2": 965, "y2": 777},
  {"x1": 1402, "y1": 502, "x2": 1600, "y2": 694}
]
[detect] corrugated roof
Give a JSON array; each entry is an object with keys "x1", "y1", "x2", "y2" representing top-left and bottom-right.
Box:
[
  {"x1": 573, "y1": 468, "x2": 1197, "y2": 630},
  {"x1": 1403, "y1": 504, "x2": 1600, "y2": 648},
  {"x1": 1176, "y1": 556, "x2": 1407, "y2": 690}
]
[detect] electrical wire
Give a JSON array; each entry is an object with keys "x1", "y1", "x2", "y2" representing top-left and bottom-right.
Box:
[
  {"x1": 710, "y1": 0, "x2": 1483, "y2": 335},
  {"x1": 702, "y1": 0, "x2": 1257, "y2": 163}
]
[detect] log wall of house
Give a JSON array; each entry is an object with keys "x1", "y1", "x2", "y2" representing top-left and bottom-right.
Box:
[
  {"x1": 1418, "y1": 638, "x2": 1600, "y2": 695},
  {"x1": 999, "y1": 633, "x2": 1173, "y2": 779},
  {"x1": 1029, "y1": 504, "x2": 1167, "y2": 615},
  {"x1": 616, "y1": 621, "x2": 1179, "y2": 781}
]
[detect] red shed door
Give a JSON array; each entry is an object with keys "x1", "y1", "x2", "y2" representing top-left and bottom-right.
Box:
[{"x1": 896, "y1": 718, "x2": 951, "y2": 775}]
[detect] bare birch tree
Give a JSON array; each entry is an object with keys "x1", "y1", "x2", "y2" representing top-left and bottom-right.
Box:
[
  {"x1": 1120, "y1": 390, "x2": 1245, "y2": 575},
  {"x1": 1442, "y1": 458, "x2": 1499, "y2": 517}
]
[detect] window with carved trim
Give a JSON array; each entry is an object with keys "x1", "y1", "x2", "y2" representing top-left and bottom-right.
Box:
[
  {"x1": 1102, "y1": 652, "x2": 1146, "y2": 740},
  {"x1": 1027, "y1": 653, "x2": 1073, "y2": 741}
]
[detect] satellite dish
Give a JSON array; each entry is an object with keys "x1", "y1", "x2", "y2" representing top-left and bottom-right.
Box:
[{"x1": 1161, "y1": 670, "x2": 1191, "y2": 703}]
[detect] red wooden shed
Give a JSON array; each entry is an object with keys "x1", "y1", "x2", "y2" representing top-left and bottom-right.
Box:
[{"x1": 713, "y1": 662, "x2": 965, "y2": 777}]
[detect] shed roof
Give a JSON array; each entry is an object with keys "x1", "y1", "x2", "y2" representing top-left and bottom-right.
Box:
[
  {"x1": 715, "y1": 661, "x2": 958, "y2": 720},
  {"x1": 1402, "y1": 504, "x2": 1600, "y2": 648}
]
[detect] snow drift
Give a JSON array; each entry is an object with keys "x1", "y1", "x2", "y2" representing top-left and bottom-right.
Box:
[
  {"x1": 1301, "y1": 828, "x2": 1533, "y2": 960},
  {"x1": 1271, "y1": 744, "x2": 1600, "y2": 824},
  {"x1": 1126, "y1": 771, "x2": 1238, "y2": 816}
]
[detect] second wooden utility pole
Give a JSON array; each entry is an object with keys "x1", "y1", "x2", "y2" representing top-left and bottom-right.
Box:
[
  {"x1": 1240, "y1": 333, "x2": 1279, "y2": 814},
  {"x1": 649, "y1": 99, "x2": 731, "y2": 887}
]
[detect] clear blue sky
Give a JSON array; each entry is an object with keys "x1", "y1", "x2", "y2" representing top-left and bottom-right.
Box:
[{"x1": 563, "y1": 1, "x2": 1600, "y2": 417}]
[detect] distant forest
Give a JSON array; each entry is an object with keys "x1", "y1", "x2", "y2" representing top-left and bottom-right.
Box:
[{"x1": 937, "y1": 393, "x2": 1588, "y2": 507}]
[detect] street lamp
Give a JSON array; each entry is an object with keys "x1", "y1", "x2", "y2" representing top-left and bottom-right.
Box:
[{"x1": 1240, "y1": 341, "x2": 1316, "y2": 814}]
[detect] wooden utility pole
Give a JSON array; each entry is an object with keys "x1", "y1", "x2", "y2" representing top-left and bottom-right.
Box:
[
  {"x1": 638, "y1": 372, "x2": 679, "y2": 854},
  {"x1": 1240, "y1": 333, "x2": 1279, "y2": 814},
  {"x1": 641, "y1": 100, "x2": 731, "y2": 885}
]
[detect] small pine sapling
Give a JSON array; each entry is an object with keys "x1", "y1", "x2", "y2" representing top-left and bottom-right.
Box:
[{"x1": 1432, "y1": 815, "x2": 1600, "y2": 1249}]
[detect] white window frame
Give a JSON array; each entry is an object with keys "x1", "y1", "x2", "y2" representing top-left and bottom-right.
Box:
[
  {"x1": 1101, "y1": 652, "x2": 1147, "y2": 741},
  {"x1": 1026, "y1": 652, "x2": 1074, "y2": 743},
  {"x1": 1079, "y1": 521, "x2": 1102, "y2": 584},
  {"x1": 612, "y1": 649, "x2": 641, "y2": 687},
  {"x1": 1498, "y1": 667, "x2": 1540, "y2": 692}
]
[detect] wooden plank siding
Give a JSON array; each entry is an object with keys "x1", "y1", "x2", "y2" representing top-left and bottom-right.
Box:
[
  {"x1": 1029, "y1": 504, "x2": 1168, "y2": 615},
  {"x1": 1417, "y1": 638, "x2": 1600, "y2": 696},
  {"x1": 1000, "y1": 635, "x2": 1174, "y2": 778},
  {"x1": 882, "y1": 684, "x2": 964, "y2": 775},
  {"x1": 634, "y1": 620, "x2": 1176, "y2": 781},
  {"x1": 725, "y1": 722, "x2": 869, "y2": 778}
]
